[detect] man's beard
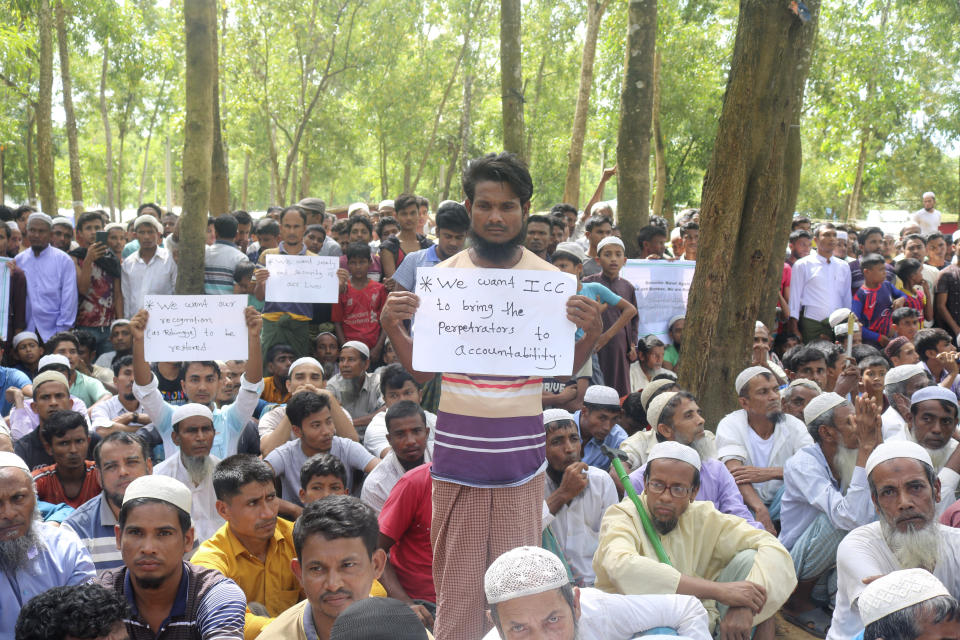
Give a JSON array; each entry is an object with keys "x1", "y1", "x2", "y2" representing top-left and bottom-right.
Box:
[
  {"x1": 905, "y1": 428, "x2": 955, "y2": 470},
  {"x1": 652, "y1": 514, "x2": 678, "y2": 535},
  {"x1": 766, "y1": 411, "x2": 784, "y2": 424},
  {"x1": 831, "y1": 444, "x2": 859, "y2": 493},
  {"x1": 468, "y1": 228, "x2": 524, "y2": 262},
  {"x1": 880, "y1": 515, "x2": 941, "y2": 572},
  {"x1": 134, "y1": 574, "x2": 168, "y2": 590},
  {"x1": 321, "y1": 361, "x2": 337, "y2": 380},
  {"x1": 675, "y1": 433, "x2": 716, "y2": 461},
  {"x1": 0, "y1": 515, "x2": 42, "y2": 573},
  {"x1": 106, "y1": 489, "x2": 125, "y2": 510},
  {"x1": 182, "y1": 454, "x2": 213, "y2": 487}
]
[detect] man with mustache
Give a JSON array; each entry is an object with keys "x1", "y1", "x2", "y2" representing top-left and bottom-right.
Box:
[
  {"x1": 192, "y1": 455, "x2": 302, "y2": 640},
  {"x1": 594, "y1": 441, "x2": 797, "y2": 640},
  {"x1": 778, "y1": 393, "x2": 881, "y2": 635},
  {"x1": 629, "y1": 391, "x2": 762, "y2": 529},
  {"x1": 99, "y1": 474, "x2": 246, "y2": 639},
  {"x1": 880, "y1": 363, "x2": 929, "y2": 440},
  {"x1": 828, "y1": 440, "x2": 960, "y2": 639},
  {"x1": 0, "y1": 451, "x2": 95, "y2": 637},
  {"x1": 781, "y1": 378, "x2": 822, "y2": 423},
  {"x1": 716, "y1": 367, "x2": 815, "y2": 534},
  {"x1": 361, "y1": 401, "x2": 432, "y2": 514}
]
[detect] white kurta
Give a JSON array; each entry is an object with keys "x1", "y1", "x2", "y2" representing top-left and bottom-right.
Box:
[
  {"x1": 360, "y1": 448, "x2": 432, "y2": 514},
  {"x1": 154, "y1": 453, "x2": 224, "y2": 544},
  {"x1": 620, "y1": 430, "x2": 717, "y2": 470},
  {"x1": 880, "y1": 405, "x2": 906, "y2": 441}
]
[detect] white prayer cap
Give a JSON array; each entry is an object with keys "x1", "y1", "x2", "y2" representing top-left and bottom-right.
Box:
[
  {"x1": 104, "y1": 222, "x2": 125, "y2": 233},
  {"x1": 171, "y1": 403, "x2": 214, "y2": 427},
  {"x1": 829, "y1": 308, "x2": 853, "y2": 328},
  {"x1": 543, "y1": 409, "x2": 575, "y2": 425},
  {"x1": 38, "y1": 354, "x2": 70, "y2": 371},
  {"x1": 122, "y1": 475, "x2": 192, "y2": 516},
  {"x1": 910, "y1": 385, "x2": 959, "y2": 410},
  {"x1": 885, "y1": 363, "x2": 927, "y2": 386},
  {"x1": 583, "y1": 385, "x2": 621, "y2": 408},
  {"x1": 379, "y1": 200, "x2": 395, "y2": 210},
  {"x1": 786, "y1": 378, "x2": 822, "y2": 393},
  {"x1": 552, "y1": 241, "x2": 587, "y2": 263},
  {"x1": 51, "y1": 216, "x2": 74, "y2": 228},
  {"x1": 648, "y1": 440, "x2": 701, "y2": 471},
  {"x1": 5, "y1": 221, "x2": 18, "y2": 231},
  {"x1": 0, "y1": 451, "x2": 29, "y2": 474},
  {"x1": 647, "y1": 391, "x2": 679, "y2": 430},
  {"x1": 341, "y1": 340, "x2": 370, "y2": 359},
  {"x1": 865, "y1": 440, "x2": 932, "y2": 477},
  {"x1": 110, "y1": 319, "x2": 131, "y2": 331},
  {"x1": 640, "y1": 378, "x2": 677, "y2": 411},
  {"x1": 735, "y1": 366, "x2": 772, "y2": 394},
  {"x1": 836, "y1": 230, "x2": 848, "y2": 241},
  {"x1": 858, "y1": 569, "x2": 950, "y2": 626},
  {"x1": 803, "y1": 392, "x2": 847, "y2": 425},
  {"x1": 289, "y1": 357, "x2": 324, "y2": 376},
  {"x1": 923, "y1": 192, "x2": 936, "y2": 200},
  {"x1": 834, "y1": 322, "x2": 860, "y2": 337},
  {"x1": 755, "y1": 320, "x2": 767, "y2": 331},
  {"x1": 12, "y1": 331, "x2": 39, "y2": 348},
  {"x1": 668, "y1": 315, "x2": 685, "y2": 329},
  {"x1": 133, "y1": 214, "x2": 162, "y2": 233},
  {"x1": 670, "y1": 227, "x2": 682, "y2": 241},
  {"x1": 27, "y1": 212, "x2": 53, "y2": 227},
  {"x1": 484, "y1": 546, "x2": 568, "y2": 604},
  {"x1": 596, "y1": 236, "x2": 625, "y2": 254},
  {"x1": 348, "y1": 202, "x2": 370, "y2": 216},
  {"x1": 32, "y1": 370, "x2": 69, "y2": 391}
]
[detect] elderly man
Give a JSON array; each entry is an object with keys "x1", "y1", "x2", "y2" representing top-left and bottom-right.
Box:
[
  {"x1": 594, "y1": 441, "x2": 797, "y2": 639},
  {"x1": 881, "y1": 363, "x2": 930, "y2": 439},
  {"x1": 120, "y1": 214, "x2": 177, "y2": 318},
  {"x1": 326, "y1": 341, "x2": 384, "y2": 437},
  {"x1": 789, "y1": 223, "x2": 853, "y2": 342},
  {"x1": 629, "y1": 391, "x2": 762, "y2": 529},
  {"x1": 781, "y1": 378, "x2": 822, "y2": 422},
  {"x1": 15, "y1": 212, "x2": 78, "y2": 341},
  {"x1": 0, "y1": 452, "x2": 96, "y2": 636},
  {"x1": 619, "y1": 378, "x2": 680, "y2": 468},
  {"x1": 828, "y1": 441, "x2": 960, "y2": 639},
  {"x1": 716, "y1": 366, "x2": 814, "y2": 533},
  {"x1": 914, "y1": 191, "x2": 942, "y2": 235},
  {"x1": 858, "y1": 569, "x2": 960, "y2": 640},
  {"x1": 482, "y1": 545, "x2": 711, "y2": 640},
  {"x1": 575, "y1": 385, "x2": 627, "y2": 471},
  {"x1": 778, "y1": 393, "x2": 880, "y2": 635}
]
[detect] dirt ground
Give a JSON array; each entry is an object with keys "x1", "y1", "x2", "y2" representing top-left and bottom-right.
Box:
[{"x1": 774, "y1": 612, "x2": 826, "y2": 639}]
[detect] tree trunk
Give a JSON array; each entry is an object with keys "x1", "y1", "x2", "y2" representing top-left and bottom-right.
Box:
[
  {"x1": 562, "y1": 0, "x2": 607, "y2": 208},
  {"x1": 99, "y1": 43, "x2": 115, "y2": 219},
  {"x1": 241, "y1": 150, "x2": 250, "y2": 210},
  {"x1": 651, "y1": 49, "x2": 667, "y2": 218},
  {"x1": 499, "y1": 0, "x2": 525, "y2": 160},
  {"x1": 138, "y1": 74, "x2": 169, "y2": 205},
  {"x1": 615, "y1": 0, "x2": 657, "y2": 257},
  {"x1": 289, "y1": 154, "x2": 299, "y2": 203},
  {"x1": 525, "y1": 52, "x2": 547, "y2": 166},
  {"x1": 379, "y1": 131, "x2": 389, "y2": 199},
  {"x1": 676, "y1": 0, "x2": 821, "y2": 427},
  {"x1": 402, "y1": 152, "x2": 412, "y2": 194},
  {"x1": 36, "y1": 0, "x2": 56, "y2": 214},
  {"x1": 299, "y1": 152, "x2": 310, "y2": 200},
  {"x1": 846, "y1": 133, "x2": 867, "y2": 221},
  {"x1": 164, "y1": 134, "x2": 173, "y2": 211},
  {"x1": 55, "y1": 1, "x2": 82, "y2": 214},
  {"x1": 179, "y1": 0, "x2": 216, "y2": 294},
  {"x1": 442, "y1": 140, "x2": 459, "y2": 202},
  {"x1": 268, "y1": 121, "x2": 282, "y2": 205},
  {"x1": 25, "y1": 115, "x2": 37, "y2": 205},
  {"x1": 458, "y1": 73, "x2": 473, "y2": 182},
  {"x1": 208, "y1": 9, "x2": 229, "y2": 216}
]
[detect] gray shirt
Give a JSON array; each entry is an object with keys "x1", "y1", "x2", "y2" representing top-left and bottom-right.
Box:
[
  {"x1": 326, "y1": 372, "x2": 383, "y2": 437},
  {"x1": 265, "y1": 436, "x2": 375, "y2": 505}
]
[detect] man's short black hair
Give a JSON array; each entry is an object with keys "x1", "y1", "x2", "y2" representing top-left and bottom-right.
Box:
[
  {"x1": 375, "y1": 216, "x2": 398, "y2": 238},
  {"x1": 892, "y1": 307, "x2": 920, "y2": 324},
  {"x1": 384, "y1": 400, "x2": 426, "y2": 433},
  {"x1": 72, "y1": 329, "x2": 97, "y2": 354},
  {"x1": 903, "y1": 233, "x2": 926, "y2": 247},
  {"x1": 637, "y1": 334, "x2": 665, "y2": 354},
  {"x1": 299, "y1": 453, "x2": 348, "y2": 490},
  {"x1": 232, "y1": 210, "x2": 253, "y2": 226},
  {"x1": 286, "y1": 391, "x2": 332, "y2": 428},
  {"x1": 293, "y1": 495, "x2": 379, "y2": 560},
  {"x1": 860, "y1": 253, "x2": 885, "y2": 270},
  {"x1": 791, "y1": 216, "x2": 811, "y2": 230},
  {"x1": 257, "y1": 218, "x2": 280, "y2": 238},
  {"x1": 137, "y1": 203, "x2": 162, "y2": 217},
  {"x1": 40, "y1": 410, "x2": 88, "y2": 444},
  {"x1": 348, "y1": 216, "x2": 373, "y2": 236},
  {"x1": 266, "y1": 343, "x2": 296, "y2": 363},
  {"x1": 119, "y1": 497, "x2": 191, "y2": 533},
  {"x1": 526, "y1": 214, "x2": 552, "y2": 228},
  {"x1": 213, "y1": 214, "x2": 238, "y2": 239},
  {"x1": 915, "y1": 328, "x2": 952, "y2": 362},
  {"x1": 345, "y1": 241, "x2": 372, "y2": 262},
  {"x1": 94, "y1": 431, "x2": 149, "y2": 468},
  {"x1": 851, "y1": 343, "x2": 884, "y2": 364},
  {"x1": 394, "y1": 193, "x2": 419, "y2": 213},
  {"x1": 15, "y1": 582, "x2": 131, "y2": 640},
  {"x1": 306, "y1": 223, "x2": 327, "y2": 239},
  {"x1": 46, "y1": 331, "x2": 79, "y2": 354},
  {"x1": 858, "y1": 355, "x2": 889, "y2": 374},
  {"x1": 462, "y1": 153, "x2": 533, "y2": 205},
  {"x1": 789, "y1": 229, "x2": 813, "y2": 243},
  {"x1": 895, "y1": 257, "x2": 923, "y2": 285},
  {"x1": 280, "y1": 205, "x2": 308, "y2": 226},
  {"x1": 183, "y1": 360, "x2": 221, "y2": 378},
  {"x1": 784, "y1": 345, "x2": 827, "y2": 372},
  {"x1": 111, "y1": 354, "x2": 134, "y2": 377},
  {"x1": 234, "y1": 261, "x2": 257, "y2": 284},
  {"x1": 380, "y1": 363, "x2": 419, "y2": 393},
  {"x1": 585, "y1": 215, "x2": 612, "y2": 232},
  {"x1": 213, "y1": 454, "x2": 276, "y2": 501},
  {"x1": 680, "y1": 221, "x2": 699, "y2": 237},
  {"x1": 858, "y1": 226, "x2": 883, "y2": 244},
  {"x1": 637, "y1": 225, "x2": 668, "y2": 248},
  {"x1": 806, "y1": 340, "x2": 842, "y2": 367},
  {"x1": 76, "y1": 211, "x2": 104, "y2": 231},
  {"x1": 926, "y1": 232, "x2": 946, "y2": 245},
  {"x1": 435, "y1": 202, "x2": 470, "y2": 233},
  {"x1": 550, "y1": 203, "x2": 577, "y2": 218}
]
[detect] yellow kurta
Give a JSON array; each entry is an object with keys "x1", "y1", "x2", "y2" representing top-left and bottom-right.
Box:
[{"x1": 593, "y1": 497, "x2": 796, "y2": 630}]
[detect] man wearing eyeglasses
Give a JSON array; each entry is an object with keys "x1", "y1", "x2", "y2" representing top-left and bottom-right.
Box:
[{"x1": 594, "y1": 441, "x2": 797, "y2": 640}]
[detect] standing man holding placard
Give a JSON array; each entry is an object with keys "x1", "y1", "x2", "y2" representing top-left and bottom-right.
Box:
[{"x1": 379, "y1": 152, "x2": 603, "y2": 640}]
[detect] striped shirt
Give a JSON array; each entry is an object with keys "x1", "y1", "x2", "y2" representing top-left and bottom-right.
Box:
[
  {"x1": 204, "y1": 241, "x2": 249, "y2": 295},
  {"x1": 62, "y1": 493, "x2": 124, "y2": 572},
  {"x1": 431, "y1": 248, "x2": 554, "y2": 487}
]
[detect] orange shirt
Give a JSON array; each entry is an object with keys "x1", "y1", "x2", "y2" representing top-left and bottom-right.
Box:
[{"x1": 32, "y1": 460, "x2": 101, "y2": 508}]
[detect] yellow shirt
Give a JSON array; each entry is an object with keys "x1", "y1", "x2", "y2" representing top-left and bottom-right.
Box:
[{"x1": 259, "y1": 594, "x2": 430, "y2": 640}]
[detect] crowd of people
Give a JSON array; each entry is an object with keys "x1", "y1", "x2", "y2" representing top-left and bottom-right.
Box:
[{"x1": 1, "y1": 153, "x2": 959, "y2": 640}]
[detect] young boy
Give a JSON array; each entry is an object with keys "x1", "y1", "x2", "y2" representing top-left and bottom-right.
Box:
[
  {"x1": 299, "y1": 453, "x2": 349, "y2": 504},
  {"x1": 333, "y1": 242, "x2": 387, "y2": 361},
  {"x1": 852, "y1": 253, "x2": 905, "y2": 347},
  {"x1": 858, "y1": 354, "x2": 889, "y2": 409},
  {"x1": 891, "y1": 306, "x2": 921, "y2": 341},
  {"x1": 233, "y1": 261, "x2": 263, "y2": 311}
]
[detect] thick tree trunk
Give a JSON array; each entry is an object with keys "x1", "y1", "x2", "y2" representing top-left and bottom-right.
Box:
[
  {"x1": 562, "y1": 0, "x2": 607, "y2": 208},
  {"x1": 55, "y1": 1, "x2": 82, "y2": 214},
  {"x1": 524, "y1": 52, "x2": 546, "y2": 166},
  {"x1": 208, "y1": 9, "x2": 229, "y2": 216},
  {"x1": 164, "y1": 135, "x2": 173, "y2": 211},
  {"x1": 179, "y1": 0, "x2": 216, "y2": 294},
  {"x1": 442, "y1": 140, "x2": 458, "y2": 201},
  {"x1": 25, "y1": 115, "x2": 37, "y2": 205},
  {"x1": 651, "y1": 49, "x2": 667, "y2": 218},
  {"x1": 36, "y1": 0, "x2": 56, "y2": 214},
  {"x1": 99, "y1": 44, "x2": 115, "y2": 219},
  {"x1": 846, "y1": 133, "x2": 867, "y2": 221},
  {"x1": 499, "y1": 0, "x2": 525, "y2": 160},
  {"x1": 458, "y1": 74, "x2": 473, "y2": 180},
  {"x1": 615, "y1": 0, "x2": 657, "y2": 257},
  {"x1": 676, "y1": 0, "x2": 821, "y2": 427},
  {"x1": 139, "y1": 74, "x2": 169, "y2": 205}
]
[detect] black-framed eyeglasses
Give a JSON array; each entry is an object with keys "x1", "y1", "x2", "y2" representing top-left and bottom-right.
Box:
[{"x1": 646, "y1": 481, "x2": 694, "y2": 498}]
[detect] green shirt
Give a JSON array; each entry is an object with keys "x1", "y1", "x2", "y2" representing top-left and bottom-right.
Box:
[
  {"x1": 70, "y1": 371, "x2": 108, "y2": 407},
  {"x1": 664, "y1": 344, "x2": 680, "y2": 366}
]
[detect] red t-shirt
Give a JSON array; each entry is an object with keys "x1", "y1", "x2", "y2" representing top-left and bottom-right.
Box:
[
  {"x1": 378, "y1": 463, "x2": 434, "y2": 602},
  {"x1": 32, "y1": 460, "x2": 101, "y2": 508},
  {"x1": 332, "y1": 280, "x2": 386, "y2": 349}
]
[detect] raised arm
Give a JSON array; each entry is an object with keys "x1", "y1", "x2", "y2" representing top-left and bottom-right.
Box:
[{"x1": 379, "y1": 291, "x2": 433, "y2": 384}]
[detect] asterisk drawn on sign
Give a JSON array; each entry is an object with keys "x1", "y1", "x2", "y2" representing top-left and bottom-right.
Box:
[{"x1": 418, "y1": 275, "x2": 433, "y2": 293}]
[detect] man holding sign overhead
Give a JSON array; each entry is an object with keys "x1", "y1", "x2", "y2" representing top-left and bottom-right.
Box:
[{"x1": 379, "y1": 152, "x2": 603, "y2": 640}]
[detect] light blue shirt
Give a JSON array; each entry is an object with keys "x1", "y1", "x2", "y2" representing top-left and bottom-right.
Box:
[
  {"x1": 62, "y1": 494, "x2": 124, "y2": 573},
  {"x1": 15, "y1": 245, "x2": 78, "y2": 341},
  {"x1": 393, "y1": 245, "x2": 442, "y2": 292},
  {"x1": 0, "y1": 523, "x2": 96, "y2": 635},
  {"x1": 574, "y1": 409, "x2": 627, "y2": 471}
]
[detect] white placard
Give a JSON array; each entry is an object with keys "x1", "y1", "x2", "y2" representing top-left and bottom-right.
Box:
[
  {"x1": 264, "y1": 254, "x2": 340, "y2": 303},
  {"x1": 412, "y1": 267, "x2": 577, "y2": 376},
  {"x1": 620, "y1": 259, "x2": 696, "y2": 343},
  {"x1": 143, "y1": 295, "x2": 248, "y2": 362}
]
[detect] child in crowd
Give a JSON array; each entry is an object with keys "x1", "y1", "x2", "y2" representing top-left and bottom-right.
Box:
[
  {"x1": 233, "y1": 262, "x2": 262, "y2": 311},
  {"x1": 891, "y1": 306, "x2": 921, "y2": 341},
  {"x1": 12, "y1": 331, "x2": 42, "y2": 378},
  {"x1": 631, "y1": 335, "x2": 667, "y2": 392},
  {"x1": 852, "y1": 253, "x2": 905, "y2": 347},
  {"x1": 894, "y1": 257, "x2": 933, "y2": 322},
  {"x1": 333, "y1": 242, "x2": 387, "y2": 361},
  {"x1": 858, "y1": 354, "x2": 889, "y2": 409},
  {"x1": 299, "y1": 452, "x2": 349, "y2": 504}
]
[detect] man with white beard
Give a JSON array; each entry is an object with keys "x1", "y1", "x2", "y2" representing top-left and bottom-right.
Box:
[
  {"x1": 778, "y1": 393, "x2": 880, "y2": 635},
  {"x1": 153, "y1": 403, "x2": 224, "y2": 543},
  {"x1": 629, "y1": 391, "x2": 763, "y2": 528},
  {"x1": 0, "y1": 451, "x2": 95, "y2": 636},
  {"x1": 880, "y1": 363, "x2": 930, "y2": 440},
  {"x1": 827, "y1": 440, "x2": 960, "y2": 639}
]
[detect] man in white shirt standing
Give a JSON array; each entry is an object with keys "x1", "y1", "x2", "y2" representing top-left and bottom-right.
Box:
[
  {"x1": 913, "y1": 191, "x2": 942, "y2": 235},
  {"x1": 788, "y1": 222, "x2": 852, "y2": 343},
  {"x1": 121, "y1": 214, "x2": 177, "y2": 318}
]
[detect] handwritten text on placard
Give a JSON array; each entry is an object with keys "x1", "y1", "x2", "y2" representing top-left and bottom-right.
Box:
[
  {"x1": 620, "y1": 259, "x2": 695, "y2": 344},
  {"x1": 143, "y1": 295, "x2": 248, "y2": 362},
  {"x1": 412, "y1": 267, "x2": 577, "y2": 376},
  {"x1": 264, "y1": 254, "x2": 340, "y2": 303}
]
